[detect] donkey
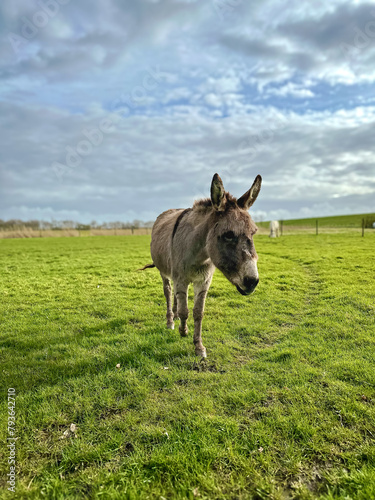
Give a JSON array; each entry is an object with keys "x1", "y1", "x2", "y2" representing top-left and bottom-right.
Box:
[{"x1": 140, "y1": 173, "x2": 262, "y2": 357}]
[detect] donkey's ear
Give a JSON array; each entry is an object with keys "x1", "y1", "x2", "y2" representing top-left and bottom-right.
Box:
[
  {"x1": 237, "y1": 175, "x2": 262, "y2": 210},
  {"x1": 211, "y1": 173, "x2": 226, "y2": 211}
]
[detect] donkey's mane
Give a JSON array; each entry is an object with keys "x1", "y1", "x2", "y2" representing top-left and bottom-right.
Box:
[{"x1": 193, "y1": 192, "x2": 238, "y2": 212}]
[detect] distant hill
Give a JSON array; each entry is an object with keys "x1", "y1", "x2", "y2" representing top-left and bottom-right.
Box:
[{"x1": 257, "y1": 213, "x2": 375, "y2": 229}]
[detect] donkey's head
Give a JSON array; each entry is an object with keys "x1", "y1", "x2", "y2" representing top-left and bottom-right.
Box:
[{"x1": 206, "y1": 173, "x2": 262, "y2": 296}]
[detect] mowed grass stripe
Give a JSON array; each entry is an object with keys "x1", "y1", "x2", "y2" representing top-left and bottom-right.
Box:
[{"x1": 0, "y1": 234, "x2": 374, "y2": 499}]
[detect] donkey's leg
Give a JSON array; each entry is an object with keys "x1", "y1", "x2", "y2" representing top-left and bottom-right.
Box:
[
  {"x1": 173, "y1": 291, "x2": 179, "y2": 320},
  {"x1": 162, "y1": 276, "x2": 174, "y2": 330},
  {"x1": 193, "y1": 278, "x2": 212, "y2": 358},
  {"x1": 175, "y1": 282, "x2": 189, "y2": 337}
]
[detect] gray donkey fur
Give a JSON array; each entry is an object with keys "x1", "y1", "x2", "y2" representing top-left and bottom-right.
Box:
[{"x1": 140, "y1": 173, "x2": 262, "y2": 357}]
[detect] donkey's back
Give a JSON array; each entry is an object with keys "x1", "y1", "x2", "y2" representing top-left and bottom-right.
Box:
[{"x1": 150, "y1": 208, "x2": 185, "y2": 278}]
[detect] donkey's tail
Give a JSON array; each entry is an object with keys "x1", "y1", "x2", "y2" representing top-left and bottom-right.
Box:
[{"x1": 137, "y1": 263, "x2": 156, "y2": 271}]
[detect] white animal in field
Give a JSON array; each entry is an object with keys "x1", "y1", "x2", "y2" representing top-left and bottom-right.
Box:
[{"x1": 269, "y1": 220, "x2": 280, "y2": 238}]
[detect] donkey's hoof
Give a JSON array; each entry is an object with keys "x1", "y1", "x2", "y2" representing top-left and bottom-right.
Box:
[
  {"x1": 167, "y1": 322, "x2": 175, "y2": 330},
  {"x1": 179, "y1": 328, "x2": 188, "y2": 337},
  {"x1": 195, "y1": 347, "x2": 207, "y2": 358}
]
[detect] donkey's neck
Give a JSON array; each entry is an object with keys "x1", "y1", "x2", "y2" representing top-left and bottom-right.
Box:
[
  {"x1": 185, "y1": 205, "x2": 214, "y2": 266},
  {"x1": 171, "y1": 203, "x2": 215, "y2": 282}
]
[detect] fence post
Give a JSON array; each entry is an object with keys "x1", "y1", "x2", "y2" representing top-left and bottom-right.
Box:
[
  {"x1": 280, "y1": 220, "x2": 283, "y2": 236},
  {"x1": 316, "y1": 219, "x2": 318, "y2": 235},
  {"x1": 362, "y1": 218, "x2": 365, "y2": 237}
]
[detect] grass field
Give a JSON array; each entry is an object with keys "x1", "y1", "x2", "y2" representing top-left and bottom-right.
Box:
[{"x1": 1, "y1": 233, "x2": 375, "y2": 499}]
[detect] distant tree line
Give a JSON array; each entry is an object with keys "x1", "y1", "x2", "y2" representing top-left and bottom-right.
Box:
[{"x1": 0, "y1": 219, "x2": 154, "y2": 231}]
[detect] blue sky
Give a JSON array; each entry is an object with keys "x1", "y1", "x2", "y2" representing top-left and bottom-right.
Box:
[{"x1": 1, "y1": 0, "x2": 375, "y2": 223}]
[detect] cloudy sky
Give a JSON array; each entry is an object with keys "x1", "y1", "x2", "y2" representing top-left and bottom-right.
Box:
[{"x1": 1, "y1": 0, "x2": 375, "y2": 223}]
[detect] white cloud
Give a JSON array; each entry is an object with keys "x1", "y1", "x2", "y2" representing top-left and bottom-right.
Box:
[
  {"x1": 265, "y1": 82, "x2": 315, "y2": 98},
  {"x1": 204, "y1": 93, "x2": 222, "y2": 107}
]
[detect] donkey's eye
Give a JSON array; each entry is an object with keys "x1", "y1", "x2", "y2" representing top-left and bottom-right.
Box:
[{"x1": 222, "y1": 231, "x2": 236, "y2": 242}]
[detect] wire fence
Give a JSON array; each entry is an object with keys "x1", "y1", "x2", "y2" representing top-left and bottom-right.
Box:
[
  {"x1": 0, "y1": 227, "x2": 152, "y2": 239},
  {"x1": 1, "y1": 216, "x2": 374, "y2": 239},
  {"x1": 257, "y1": 215, "x2": 375, "y2": 237}
]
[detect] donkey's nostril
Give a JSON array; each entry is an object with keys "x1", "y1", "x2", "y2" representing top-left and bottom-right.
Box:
[{"x1": 243, "y1": 276, "x2": 259, "y2": 292}]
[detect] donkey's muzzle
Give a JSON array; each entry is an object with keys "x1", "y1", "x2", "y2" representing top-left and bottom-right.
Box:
[{"x1": 237, "y1": 276, "x2": 259, "y2": 296}]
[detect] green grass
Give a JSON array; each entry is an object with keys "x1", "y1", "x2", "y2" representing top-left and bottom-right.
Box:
[{"x1": 1, "y1": 234, "x2": 375, "y2": 499}]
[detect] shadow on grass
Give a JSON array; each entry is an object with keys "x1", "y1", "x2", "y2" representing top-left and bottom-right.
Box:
[{"x1": 2, "y1": 317, "x2": 201, "y2": 394}]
